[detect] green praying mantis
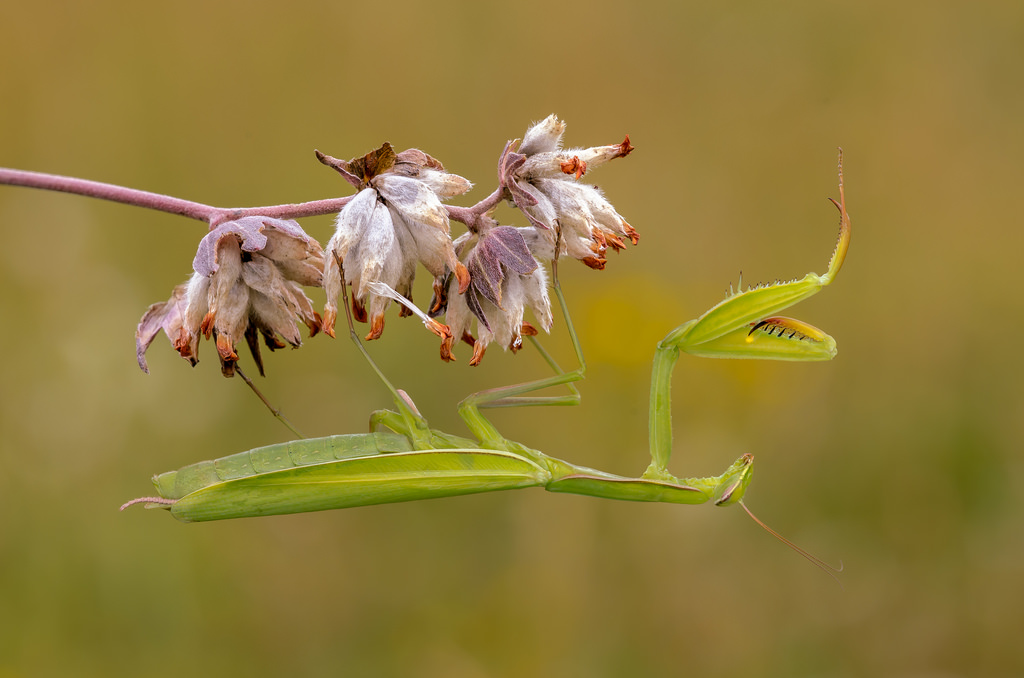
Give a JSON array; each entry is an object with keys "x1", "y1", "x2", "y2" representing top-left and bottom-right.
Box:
[{"x1": 123, "y1": 152, "x2": 851, "y2": 565}]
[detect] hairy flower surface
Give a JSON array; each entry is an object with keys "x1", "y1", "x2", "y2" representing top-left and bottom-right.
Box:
[
  {"x1": 322, "y1": 143, "x2": 471, "y2": 340},
  {"x1": 434, "y1": 220, "x2": 552, "y2": 365},
  {"x1": 136, "y1": 216, "x2": 323, "y2": 377},
  {"x1": 500, "y1": 114, "x2": 638, "y2": 269}
]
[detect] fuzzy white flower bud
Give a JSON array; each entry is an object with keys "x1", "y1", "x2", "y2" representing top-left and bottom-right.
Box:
[
  {"x1": 518, "y1": 114, "x2": 566, "y2": 156},
  {"x1": 502, "y1": 116, "x2": 638, "y2": 270}
]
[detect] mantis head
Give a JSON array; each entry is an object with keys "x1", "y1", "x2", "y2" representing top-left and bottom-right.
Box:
[
  {"x1": 710, "y1": 453, "x2": 755, "y2": 506},
  {"x1": 696, "y1": 453, "x2": 842, "y2": 584}
]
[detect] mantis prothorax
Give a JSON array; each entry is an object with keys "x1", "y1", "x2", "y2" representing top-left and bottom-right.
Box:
[{"x1": 124, "y1": 152, "x2": 851, "y2": 576}]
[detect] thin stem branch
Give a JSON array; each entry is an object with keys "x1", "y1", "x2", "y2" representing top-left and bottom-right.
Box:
[
  {"x1": 446, "y1": 187, "x2": 505, "y2": 232},
  {"x1": 0, "y1": 167, "x2": 215, "y2": 221},
  {"x1": 0, "y1": 167, "x2": 359, "y2": 227},
  {"x1": 1, "y1": 167, "x2": 505, "y2": 231},
  {"x1": 210, "y1": 197, "x2": 354, "y2": 225}
]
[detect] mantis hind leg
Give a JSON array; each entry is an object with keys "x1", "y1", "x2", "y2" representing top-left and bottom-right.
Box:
[
  {"x1": 334, "y1": 253, "x2": 434, "y2": 449},
  {"x1": 458, "y1": 231, "x2": 587, "y2": 452}
]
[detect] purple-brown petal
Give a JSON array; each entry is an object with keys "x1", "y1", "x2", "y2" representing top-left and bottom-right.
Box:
[
  {"x1": 482, "y1": 226, "x2": 538, "y2": 276},
  {"x1": 465, "y1": 226, "x2": 537, "y2": 316},
  {"x1": 135, "y1": 284, "x2": 188, "y2": 373}
]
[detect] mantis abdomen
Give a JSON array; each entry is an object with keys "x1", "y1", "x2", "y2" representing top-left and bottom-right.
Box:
[
  {"x1": 156, "y1": 442, "x2": 552, "y2": 522},
  {"x1": 154, "y1": 432, "x2": 415, "y2": 502}
]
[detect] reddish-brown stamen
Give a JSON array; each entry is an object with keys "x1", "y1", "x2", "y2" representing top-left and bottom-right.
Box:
[
  {"x1": 365, "y1": 314, "x2": 385, "y2": 340},
  {"x1": 425, "y1": 320, "x2": 453, "y2": 341},
  {"x1": 622, "y1": 221, "x2": 640, "y2": 245},
  {"x1": 173, "y1": 328, "x2": 193, "y2": 359},
  {"x1": 469, "y1": 341, "x2": 487, "y2": 366},
  {"x1": 322, "y1": 309, "x2": 337, "y2": 338},
  {"x1": 560, "y1": 156, "x2": 587, "y2": 179},
  {"x1": 215, "y1": 334, "x2": 238, "y2": 361},
  {"x1": 616, "y1": 135, "x2": 635, "y2": 158},
  {"x1": 351, "y1": 296, "x2": 367, "y2": 323},
  {"x1": 605, "y1": 233, "x2": 626, "y2": 251},
  {"x1": 439, "y1": 334, "x2": 456, "y2": 362},
  {"x1": 305, "y1": 312, "x2": 323, "y2": 338},
  {"x1": 200, "y1": 312, "x2": 216, "y2": 338},
  {"x1": 454, "y1": 262, "x2": 471, "y2": 295},
  {"x1": 431, "y1": 280, "x2": 448, "y2": 313}
]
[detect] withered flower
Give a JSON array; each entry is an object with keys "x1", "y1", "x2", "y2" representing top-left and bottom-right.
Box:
[
  {"x1": 320, "y1": 144, "x2": 472, "y2": 340},
  {"x1": 136, "y1": 216, "x2": 324, "y2": 377},
  {"x1": 500, "y1": 114, "x2": 638, "y2": 269},
  {"x1": 434, "y1": 219, "x2": 552, "y2": 365}
]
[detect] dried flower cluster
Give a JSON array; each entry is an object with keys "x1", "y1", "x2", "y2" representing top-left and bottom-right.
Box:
[
  {"x1": 136, "y1": 217, "x2": 323, "y2": 376},
  {"x1": 137, "y1": 115, "x2": 637, "y2": 374},
  {"x1": 499, "y1": 115, "x2": 637, "y2": 270},
  {"x1": 434, "y1": 220, "x2": 553, "y2": 365},
  {"x1": 319, "y1": 143, "x2": 471, "y2": 341}
]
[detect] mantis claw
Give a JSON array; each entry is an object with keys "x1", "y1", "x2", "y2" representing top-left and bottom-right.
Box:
[{"x1": 664, "y1": 150, "x2": 850, "y2": 360}]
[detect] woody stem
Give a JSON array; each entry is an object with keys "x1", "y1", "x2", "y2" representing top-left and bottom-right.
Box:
[
  {"x1": 446, "y1": 187, "x2": 506, "y2": 232},
  {"x1": 0, "y1": 166, "x2": 501, "y2": 231},
  {"x1": 0, "y1": 167, "x2": 215, "y2": 221}
]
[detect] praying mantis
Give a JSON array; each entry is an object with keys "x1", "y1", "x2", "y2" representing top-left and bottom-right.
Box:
[{"x1": 123, "y1": 152, "x2": 851, "y2": 534}]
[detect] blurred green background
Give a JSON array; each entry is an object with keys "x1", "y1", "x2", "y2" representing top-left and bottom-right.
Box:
[{"x1": 2, "y1": 1, "x2": 1022, "y2": 676}]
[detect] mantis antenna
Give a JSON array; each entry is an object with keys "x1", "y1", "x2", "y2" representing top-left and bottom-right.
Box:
[
  {"x1": 740, "y1": 501, "x2": 845, "y2": 588},
  {"x1": 234, "y1": 366, "x2": 306, "y2": 440}
]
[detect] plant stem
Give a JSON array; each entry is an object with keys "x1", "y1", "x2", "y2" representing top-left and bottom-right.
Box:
[
  {"x1": 0, "y1": 167, "x2": 360, "y2": 227},
  {"x1": 447, "y1": 187, "x2": 505, "y2": 231},
  {"x1": 1, "y1": 167, "x2": 506, "y2": 230},
  {"x1": 210, "y1": 197, "x2": 353, "y2": 225},
  {"x1": 0, "y1": 167, "x2": 215, "y2": 221}
]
